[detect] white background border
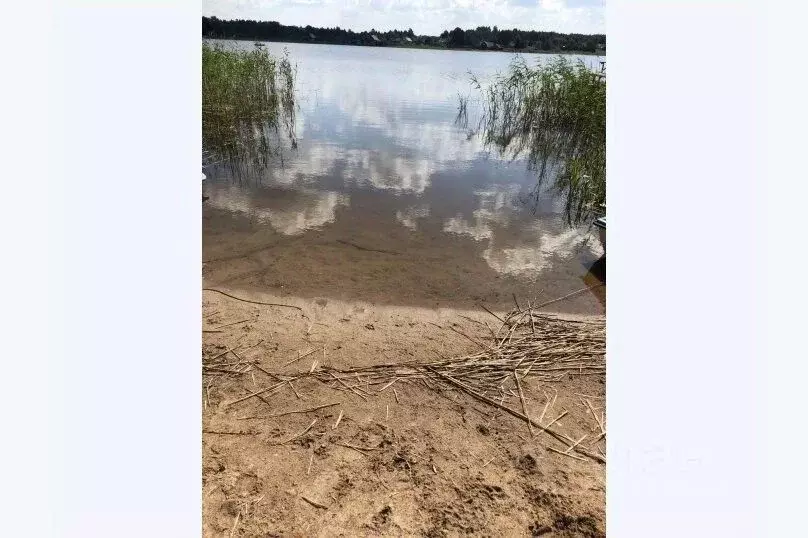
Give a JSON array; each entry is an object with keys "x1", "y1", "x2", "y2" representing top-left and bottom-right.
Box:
[{"x1": 2, "y1": 0, "x2": 806, "y2": 535}]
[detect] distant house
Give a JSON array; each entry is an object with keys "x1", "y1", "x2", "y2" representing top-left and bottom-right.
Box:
[
  {"x1": 309, "y1": 32, "x2": 316, "y2": 40},
  {"x1": 404, "y1": 36, "x2": 413, "y2": 43},
  {"x1": 479, "y1": 41, "x2": 502, "y2": 51},
  {"x1": 371, "y1": 34, "x2": 381, "y2": 43}
]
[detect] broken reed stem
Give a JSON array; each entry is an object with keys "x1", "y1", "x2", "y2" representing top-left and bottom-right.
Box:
[
  {"x1": 330, "y1": 372, "x2": 368, "y2": 401},
  {"x1": 514, "y1": 371, "x2": 534, "y2": 437},
  {"x1": 547, "y1": 445, "x2": 587, "y2": 461},
  {"x1": 564, "y1": 434, "x2": 589, "y2": 454},
  {"x1": 288, "y1": 380, "x2": 302, "y2": 399},
  {"x1": 427, "y1": 367, "x2": 604, "y2": 464},
  {"x1": 532, "y1": 283, "x2": 604, "y2": 310},
  {"x1": 335, "y1": 442, "x2": 378, "y2": 455},
  {"x1": 227, "y1": 379, "x2": 291, "y2": 407},
  {"x1": 332, "y1": 409, "x2": 344, "y2": 430},
  {"x1": 283, "y1": 347, "x2": 321, "y2": 367},
  {"x1": 478, "y1": 303, "x2": 505, "y2": 323},
  {"x1": 203, "y1": 288, "x2": 304, "y2": 311},
  {"x1": 378, "y1": 378, "x2": 398, "y2": 392},
  {"x1": 271, "y1": 419, "x2": 317, "y2": 446},
  {"x1": 300, "y1": 495, "x2": 328, "y2": 509},
  {"x1": 237, "y1": 402, "x2": 340, "y2": 420},
  {"x1": 584, "y1": 398, "x2": 605, "y2": 434},
  {"x1": 210, "y1": 317, "x2": 253, "y2": 330}
]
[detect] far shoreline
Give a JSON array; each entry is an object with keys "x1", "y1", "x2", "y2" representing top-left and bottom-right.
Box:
[{"x1": 202, "y1": 35, "x2": 605, "y2": 57}]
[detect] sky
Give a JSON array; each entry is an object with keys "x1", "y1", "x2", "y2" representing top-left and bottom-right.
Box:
[{"x1": 203, "y1": 0, "x2": 605, "y2": 35}]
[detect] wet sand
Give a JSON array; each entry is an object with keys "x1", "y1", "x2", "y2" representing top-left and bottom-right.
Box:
[{"x1": 202, "y1": 196, "x2": 605, "y2": 315}]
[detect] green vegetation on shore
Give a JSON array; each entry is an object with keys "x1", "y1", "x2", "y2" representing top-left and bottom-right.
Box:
[
  {"x1": 462, "y1": 57, "x2": 605, "y2": 225},
  {"x1": 202, "y1": 42, "x2": 297, "y2": 168},
  {"x1": 202, "y1": 17, "x2": 605, "y2": 55}
]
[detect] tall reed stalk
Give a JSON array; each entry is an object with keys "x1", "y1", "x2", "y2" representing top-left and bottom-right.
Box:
[
  {"x1": 202, "y1": 42, "x2": 297, "y2": 170},
  {"x1": 462, "y1": 57, "x2": 605, "y2": 225}
]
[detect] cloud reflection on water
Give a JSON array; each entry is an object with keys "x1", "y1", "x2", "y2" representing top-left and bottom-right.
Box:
[{"x1": 204, "y1": 41, "x2": 600, "y2": 278}]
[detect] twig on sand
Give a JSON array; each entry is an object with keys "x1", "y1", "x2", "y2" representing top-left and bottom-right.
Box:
[
  {"x1": 335, "y1": 442, "x2": 378, "y2": 455},
  {"x1": 332, "y1": 409, "x2": 344, "y2": 430},
  {"x1": 330, "y1": 372, "x2": 368, "y2": 401},
  {"x1": 301, "y1": 495, "x2": 328, "y2": 509},
  {"x1": 378, "y1": 378, "x2": 398, "y2": 392},
  {"x1": 478, "y1": 303, "x2": 505, "y2": 323},
  {"x1": 564, "y1": 434, "x2": 589, "y2": 454},
  {"x1": 542, "y1": 410, "x2": 568, "y2": 431},
  {"x1": 547, "y1": 445, "x2": 587, "y2": 461},
  {"x1": 271, "y1": 419, "x2": 318, "y2": 446},
  {"x1": 288, "y1": 380, "x2": 302, "y2": 399},
  {"x1": 336, "y1": 239, "x2": 401, "y2": 256},
  {"x1": 203, "y1": 288, "x2": 304, "y2": 311},
  {"x1": 448, "y1": 325, "x2": 490, "y2": 351},
  {"x1": 203, "y1": 430, "x2": 257, "y2": 436},
  {"x1": 229, "y1": 511, "x2": 241, "y2": 537},
  {"x1": 514, "y1": 371, "x2": 534, "y2": 437},
  {"x1": 237, "y1": 402, "x2": 340, "y2": 420},
  {"x1": 210, "y1": 317, "x2": 253, "y2": 330},
  {"x1": 226, "y1": 379, "x2": 290, "y2": 407},
  {"x1": 283, "y1": 347, "x2": 322, "y2": 367},
  {"x1": 584, "y1": 398, "x2": 605, "y2": 434},
  {"x1": 393, "y1": 387, "x2": 400, "y2": 404},
  {"x1": 307, "y1": 453, "x2": 314, "y2": 475},
  {"x1": 532, "y1": 283, "x2": 604, "y2": 310},
  {"x1": 428, "y1": 367, "x2": 604, "y2": 464}
]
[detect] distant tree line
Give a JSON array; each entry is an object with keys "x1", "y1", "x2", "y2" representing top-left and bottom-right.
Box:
[{"x1": 202, "y1": 17, "x2": 605, "y2": 53}]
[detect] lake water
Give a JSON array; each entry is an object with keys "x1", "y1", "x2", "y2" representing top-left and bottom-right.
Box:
[{"x1": 203, "y1": 40, "x2": 605, "y2": 313}]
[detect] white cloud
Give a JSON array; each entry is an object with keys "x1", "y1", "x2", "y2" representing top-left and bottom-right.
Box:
[
  {"x1": 206, "y1": 184, "x2": 349, "y2": 235},
  {"x1": 396, "y1": 204, "x2": 431, "y2": 230},
  {"x1": 441, "y1": 186, "x2": 600, "y2": 277},
  {"x1": 203, "y1": 0, "x2": 605, "y2": 35}
]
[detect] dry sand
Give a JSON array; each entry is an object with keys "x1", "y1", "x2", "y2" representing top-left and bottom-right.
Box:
[{"x1": 202, "y1": 288, "x2": 605, "y2": 537}]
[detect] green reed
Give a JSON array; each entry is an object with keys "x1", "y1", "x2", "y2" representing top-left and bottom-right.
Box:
[
  {"x1": 463, "y1": 57, "x2": 605, "y2": 225},
  {"x1": 202, "y1": 42, "x2": 297, "y2": 169}
]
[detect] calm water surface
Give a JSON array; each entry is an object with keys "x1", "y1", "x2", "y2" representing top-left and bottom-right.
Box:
[{"x1": 203, "y1": 40, "x2": 605, "y2": 312}]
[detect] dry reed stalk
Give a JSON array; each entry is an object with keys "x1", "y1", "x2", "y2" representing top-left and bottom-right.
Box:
[
  {"x1": 300, "y1": 495, "x2": 328, "y2": 509},
  {"x1": 378, "y1": 378, "x2": 398, "y2": 392},
  {"x1": 271, "y1": 419, "x2": 317, "y2": 446},
  {"x1": 547, "y1": 446, "x2": 587, "y2": 461},
  {"x1": 288, "y1": 380, "x2": 302, "y2": 399},
  {"x1": 584, "y1": 398, "x2": 605, "y2": 434},
  {"x1": 332, "y1": 410, "x2": 344, "y2": 430},
  {"x1": 203, "y1": 288, "x2": 304, "y2": 311},
  {"x1": 564, "y1": 434, "x2": 589, "y2": 454},
  {"x1": 514, "y1": 372, "x2": 533, "y2": 437},
  {"x1": 211, "y1": 317, "x2": 253, "y2": 330},
  {"x1": 229, "y1": 511, "x2": 241, "y2": 537},
  {"x1": 227, "y1": 379, "x2": 291, "y2": 407},
  {"x1": 237, "y1": 402, "x2": 340, "y2": 420},
  {"x1": 283, "y1": 347, "x2": 321, "y2": 367},
  {"x1": 335, "y1": 442, "x2": 375, "y2": 455},
  {"x1": 330, "y1": 372, "x2": 368, "y2": 401}
]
